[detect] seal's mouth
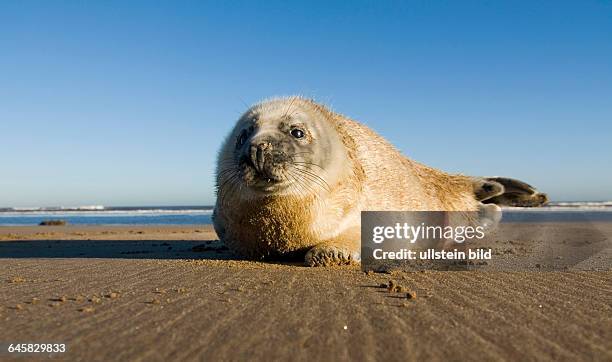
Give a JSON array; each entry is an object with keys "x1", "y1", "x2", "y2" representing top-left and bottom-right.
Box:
[
  {"x1": 253, "y1": 177, "x2": 289, "y2": 192},
  {"x1": 251, "y1": 170, "x2": 284, "y2": 185},
  {"x1": 240, "y1": 156, "x2": 290, "y2": 191},
  {"x1": 248, "y1": 172, "x2": 291, "y2": 192}
]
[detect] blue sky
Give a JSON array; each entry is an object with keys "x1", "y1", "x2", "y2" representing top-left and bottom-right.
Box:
[{"x1": 1, "y1": 1, "x2": 610, "y2": 207}]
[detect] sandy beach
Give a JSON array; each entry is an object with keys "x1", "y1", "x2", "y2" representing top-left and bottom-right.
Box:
[{"x1": 1, "y1": 224, "x2": 610, "y2": 361}]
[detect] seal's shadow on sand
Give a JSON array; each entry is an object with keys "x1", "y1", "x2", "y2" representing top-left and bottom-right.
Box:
[{"x1": 0, "y1": 239, "x2": 242, "y2": 260}]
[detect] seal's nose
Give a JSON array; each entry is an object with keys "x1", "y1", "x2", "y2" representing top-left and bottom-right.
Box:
[{"x1": 250, "y1": 142, "x2": 273, "y2": 174}]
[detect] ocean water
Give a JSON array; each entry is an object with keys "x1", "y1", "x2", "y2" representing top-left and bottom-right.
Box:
[
  {"x1": 0, "y1": 206, "x2": 213, "y2": 226},
  {"x1": 0, "y1": 202, "x2": 611, "y2": 226}
]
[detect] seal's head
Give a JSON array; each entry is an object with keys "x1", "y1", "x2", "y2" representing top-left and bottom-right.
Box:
[{"x1": 216, "y1": 97, "x2": 349, "y2": 199}]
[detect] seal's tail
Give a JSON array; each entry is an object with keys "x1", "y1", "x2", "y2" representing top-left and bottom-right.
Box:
[{"x1": 472, "y1": 177, "x2": 548, "y2": 207}]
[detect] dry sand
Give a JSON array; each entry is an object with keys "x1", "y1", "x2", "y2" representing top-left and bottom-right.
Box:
[{"x1": 0, "y1": 225, "x2": 611, "y2": 361}]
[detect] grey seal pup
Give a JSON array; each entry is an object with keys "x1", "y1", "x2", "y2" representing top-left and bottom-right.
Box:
[{"x1": 213, "y1": 97, "x2": 547, "y2": 266}]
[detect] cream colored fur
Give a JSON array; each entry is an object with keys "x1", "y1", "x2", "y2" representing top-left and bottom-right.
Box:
[{"x1": 213, "y1": 97, "x2": 487, "y2": 265}]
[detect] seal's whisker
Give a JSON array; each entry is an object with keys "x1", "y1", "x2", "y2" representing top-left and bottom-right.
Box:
[
  {"x1": 286, "y1": 168, "x2": 317, "y2": 197},
  {"x1": 217, "y1": 167, "x2": 238, "y2": 175},
  {"x1": 223, "y1": 173, "x2": 243, "y2": 202},
  {"x1": 217, "y1": 158, "x2": 234, "y2": 164},
  {"x1": 288, "y1": 165, "x2": 331, "y2": 192},
  {"x1": 290, "y1": 161, "x2": 325, "y2": 171},
  {"x1": 216, "y1": 171, "x2": 239, "y2": 183},
  {"x1": 282, "y1": 97, "x2": 297, "y2": 119},
  {"x1": 216, "y1": 165, "x2": 237, "y2": 174},
  {"x1": 286, "y1": 167, "x2": 311, "y2": 192},
  {"x1": 285, "y1": 170, "x2": 308, "y2": 199},
  {"x1": 217, "y1": 165, "x2": 238, "y2": 172},
  {"x1": 217, "y1": 172, "x2": 240, "y2": 192},
  {"x1": 292, "y1": 170, "x2": 329, "y2": 193},
  {"x1": 289, "y1": 164, "x2": 331, "y2": 190},
  {"x1": 217, "y1": 178, "x2": 240, "y2": 205}
]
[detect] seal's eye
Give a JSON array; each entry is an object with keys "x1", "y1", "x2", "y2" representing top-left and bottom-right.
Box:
[
  {"x1": 290, "y1": 128, "x2": 305, "y2": 139},
  {"x1": 237, "y1": 130, "x2": 248, "y2": 147}
]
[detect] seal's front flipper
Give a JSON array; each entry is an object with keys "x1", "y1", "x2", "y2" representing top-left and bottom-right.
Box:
[
  {"x1": 304, "y1": 244, "x2": 360, "y2": 267},
  {"x1": 473, "y1": 176, "x2": 548, "y2": 207},
  {"x1": 304, "y1": 229, "x2": 361, "y2": 267}
]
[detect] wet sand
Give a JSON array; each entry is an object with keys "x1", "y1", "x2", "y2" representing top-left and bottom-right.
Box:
[{"x1": 0, "y1": 225, "x2": 611, "y2": 361}]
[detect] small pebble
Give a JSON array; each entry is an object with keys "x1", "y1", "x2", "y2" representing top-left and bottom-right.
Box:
[{"x1": 385, "y1": 280, "x2": 405, "y2": 293}]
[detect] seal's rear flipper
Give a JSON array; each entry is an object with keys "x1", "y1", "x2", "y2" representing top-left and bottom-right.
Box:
[{"x1": 473, "y1": 177, "x2": 548, "y2": 207}]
